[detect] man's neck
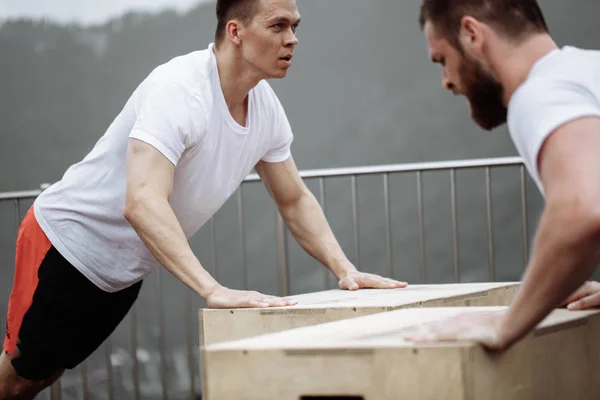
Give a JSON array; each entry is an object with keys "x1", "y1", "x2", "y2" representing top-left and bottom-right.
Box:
[
  {"x1": 491, "y1": 34, "x2": 559, "y2": 107},
  {"x1": 213, "y1": 44, "x2": 264, "y2": 110}
]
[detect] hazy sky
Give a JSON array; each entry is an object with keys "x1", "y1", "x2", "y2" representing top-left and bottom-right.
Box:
[{"x1": 0, "y1": 0, "x2": 215, "y2": 25}]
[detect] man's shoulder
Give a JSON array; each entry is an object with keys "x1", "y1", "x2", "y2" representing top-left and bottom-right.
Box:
[
  {"x1": 509, "y1": 65, "x2": 581, "y2": 120},
  {"x1": 147, "y1": 48, "x2": 213, "y2": 90},
  {"x1": 508, "y1": 48, "x2": 600, "y2": 145},
  {"x1": 520, "y1": 47, "x2": 600, "y2": 89},
  {"x1": 509, "y1": 58, "x2": 598, "y2": 122},
  {"x1": 553, "y1": 46, "x2": 600, "y2": 69}
]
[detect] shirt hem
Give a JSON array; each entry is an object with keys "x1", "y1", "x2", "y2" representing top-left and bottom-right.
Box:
[{"x1": 33, "y1": 202, "x2": 122, "y2": 293}]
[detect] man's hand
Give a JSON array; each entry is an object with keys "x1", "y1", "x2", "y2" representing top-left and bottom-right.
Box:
[
  {"x1": 561, "y1": 281, "x2": 600, "y2": 310},
  {"x1": 205, "y1": 285, "x2": 298, "y2": 309},
  {"x1": 338, "y1": 270, "x2": 407, "y2": 291},
  {"x1": 401, "y1": 311, "x2": 510, "y2": 352}
]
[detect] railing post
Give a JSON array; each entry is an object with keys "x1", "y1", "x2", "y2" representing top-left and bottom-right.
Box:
[
  {"x1": 521, "y1": 166, "x2": 529, "y2": 267},
  {"x1": 50, "y1": 380, "x2": 62, "y2": 400},
  {"x1": 486, "y1": 167, "x2": 495, "y2": 282},
  {"x1": 237, "y1": 188, "x2": 248, "y2": 290},
  {"x1": 351, "y1": 175, "x2": 360, "y2": 268},
  {"x1": 450, "y1": 169, "x2": 460, "y2": 283},
  {"x1": 210, "y1": 219, "x2": 218, "y2": 280},
  {"x1": 131, "y1": 303, "x2": 141, "y2": 400},
  {"x1": 105, "y1": 338, "x2": 114, "y2": 400},
  {"x1": 318, "y1": 178, "x2": 330, "y2": 289},
  {"x1": 157, "y1": 269, "x2": 169, "y2": 400},
  {"x1": 383, "y1": 173, "x2": 393, "y2": 279},
  {"x1": 276, "y1": 212, "x2": 289, "y2": 297},
  {"x1": 80, "y1": 360, "x2": 88, "y2": 400},
  {"x1": 185, "y1": 290, "x2": 195, "y2": 400},
  {"x1": 417, "y1": 171, "x2": 427, "y2": 284},
  {"x1": 14, "y1": 199, "x2": 20, "y2": 233}
]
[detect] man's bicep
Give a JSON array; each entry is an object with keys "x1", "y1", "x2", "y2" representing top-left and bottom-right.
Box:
[
  {"x1": 126, "y1": 138, "x2": 176, "y2": 201},
  {"x1": 539, "y1": 116, "x2": 600, "y2": 203},
  {"x1": 255, "y1": 157, "x2": 306, "y2": 207}
]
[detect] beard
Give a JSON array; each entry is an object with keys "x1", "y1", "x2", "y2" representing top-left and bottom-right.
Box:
[{"x1": 460, "y1": 57, "x2": 507, "y2": 131}]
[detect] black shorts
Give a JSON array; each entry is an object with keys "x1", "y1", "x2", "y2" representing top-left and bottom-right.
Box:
[{"x1": 4, "y1": 207, "x2": 143, "y2": 381}]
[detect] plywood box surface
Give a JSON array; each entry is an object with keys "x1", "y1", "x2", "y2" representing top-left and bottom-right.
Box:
[
  {"x1": 199, "y1": 282, "x2": 519, "y2": 347},
  {"x1": 204, "y1": 307, "x2": 600, "y2": 400}
]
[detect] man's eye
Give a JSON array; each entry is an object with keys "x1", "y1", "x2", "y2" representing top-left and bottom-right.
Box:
[
  {"x1": 291, "y1": 24, "x2": 299, "y2": 33},
  {"x1": 272, "y1": 23, "x2": 284, "y2": 29}
]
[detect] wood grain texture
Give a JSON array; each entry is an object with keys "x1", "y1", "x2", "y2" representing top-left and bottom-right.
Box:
[
  {"x1": 199, "y1": 282, "x2": 519, "y2": 347},
  {"x1": 198, "y1": 282, "x2": 519, "y2": 398},
  {"x1": 204, "y1": 307, "x2": 600, "y2": 400}
]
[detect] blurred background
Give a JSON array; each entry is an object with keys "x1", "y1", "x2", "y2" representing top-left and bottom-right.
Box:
[{"x1": 1, "y1": 0, "x2": 599, "y2": 398}]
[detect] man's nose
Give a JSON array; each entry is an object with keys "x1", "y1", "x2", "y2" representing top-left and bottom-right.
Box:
[{"x1": 285, "y1": 30, "x2": 298, "y2": 47}]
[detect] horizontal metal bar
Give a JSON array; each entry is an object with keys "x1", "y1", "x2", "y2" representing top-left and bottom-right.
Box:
[
  {"x1": 0, "y1": 190, "x2": 42, "y2": 200},
  {"x1": 242, "y1": 157, "x2": 524, "y2": 182},
  {"x1": 0, "y1": 158, "x2": 525, "y2": 200}
]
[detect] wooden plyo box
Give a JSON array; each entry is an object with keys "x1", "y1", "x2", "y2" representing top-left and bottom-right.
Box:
[
  {"x1": 199, "y1": 282, "x2": 519, "y2": 347},
  {"x1": 204, "y1": 307, "x2": 600, "y2": 400},
  {"x1": 198, "y1": 282, "x2": 519, "y2": 396}
]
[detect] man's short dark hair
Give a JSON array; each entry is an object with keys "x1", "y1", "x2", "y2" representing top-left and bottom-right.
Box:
[
  {"x1": 419, "y1": 0, "x2": 549, "y2": 50},
  {"x1": 215, "y1": 0, "x2": 262, "y2": 47}
]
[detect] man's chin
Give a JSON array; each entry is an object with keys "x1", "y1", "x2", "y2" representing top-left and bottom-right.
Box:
[
  {"x1": 273, "y1": 69, "x2": 289, "y2": 79},
  {"x1": 470, "y1": 107, "x2": 506, "y2": 131},
  {"x1": 264, "y1": 66, "x2": 290, "y2": 79},
  {"x1": 473, "y1": 118, "x2": 506, "y2": 131}
]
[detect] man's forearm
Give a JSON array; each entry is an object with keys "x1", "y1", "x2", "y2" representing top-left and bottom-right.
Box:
[
  {"x1": 279, "y1": 191, "x2": 356, "y2": 278},
  {"x1": 500, "y1": 202, "x2": 600, "y2": 346},
  {"x1": 124, "y1": 194, "x2": 218, "y2": 298}
]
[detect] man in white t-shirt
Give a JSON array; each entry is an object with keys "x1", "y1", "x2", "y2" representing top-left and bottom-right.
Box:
[
  {"x1": 401, "y1": 0, "x2": 600, "y2": 351},
  {"x1": 0, "y1": 0, "x2": 406, "y2": 396}
]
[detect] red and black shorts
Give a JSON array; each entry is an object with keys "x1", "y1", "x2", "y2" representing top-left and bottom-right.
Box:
[{"x1": 3, "y1": 207, "x2": 143, "y2": 381}]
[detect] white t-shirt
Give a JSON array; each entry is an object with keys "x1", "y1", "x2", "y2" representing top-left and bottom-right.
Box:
[
  {"x1": 508, "y1": 46, "x2": 600, "y2": 194},
  {"x1": 34, "y1": 43, "x2": 294, "y2": 292}
]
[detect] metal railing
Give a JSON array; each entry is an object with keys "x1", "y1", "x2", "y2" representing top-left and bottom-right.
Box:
[{"x1": 0, "y1": 156, "x2": 532, "y2": 400}]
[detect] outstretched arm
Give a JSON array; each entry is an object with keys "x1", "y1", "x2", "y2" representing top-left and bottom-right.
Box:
[
  {"x1": 403, "y1": 117, "x2": 600, "y2": 350},
  {"x1": 497, "y1": 116, "x2": 600, "y2": 346},
  {"x1": 255, "y1": 157, "x2": 407, "y2": 290},
  {"x1": 124, "y1": 139, "x2": 296, "y2": 308}
]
